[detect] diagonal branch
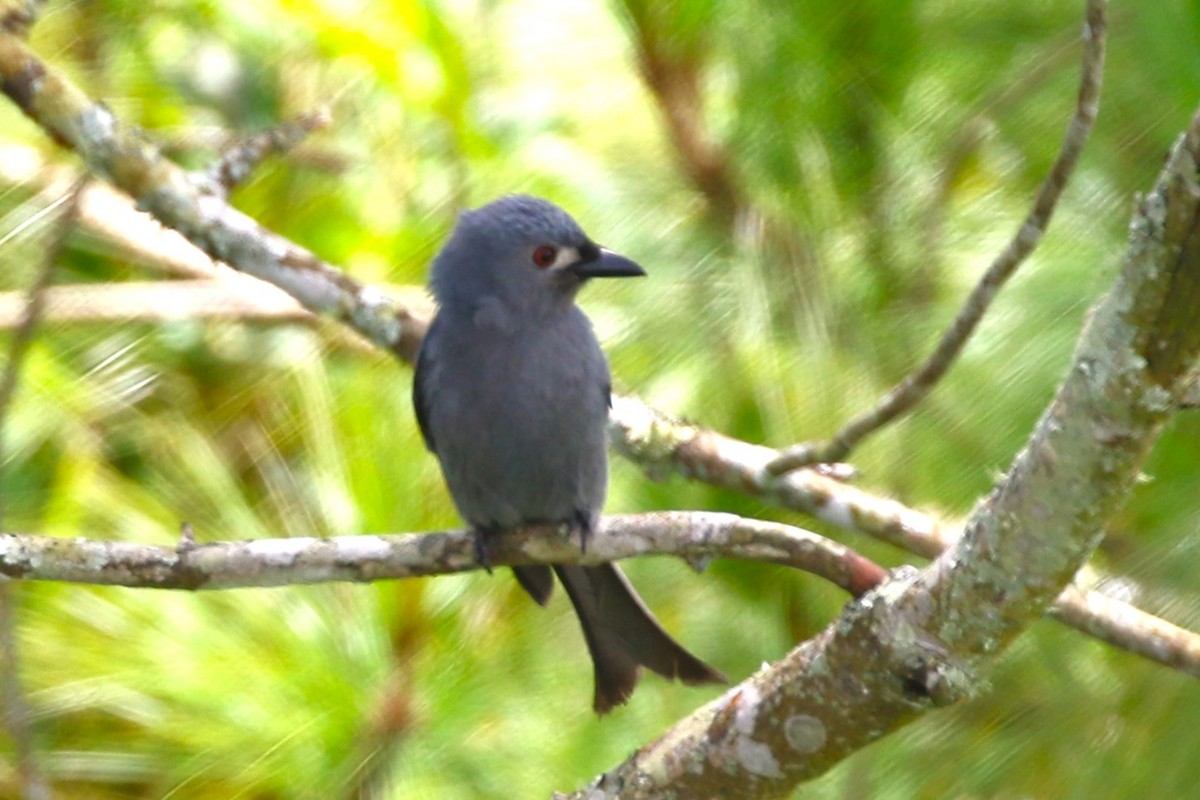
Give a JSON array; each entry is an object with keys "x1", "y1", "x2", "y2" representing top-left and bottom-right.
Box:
[
  {"x1": 617, "y1": 2, "x2": 739, "y2": 223},
  {"x1": 1, "y1": 19, "x2": 1197, "y2": 685},
  {"x1": 565, "y1": 98, "x2": 1200, "y2": 800},
  {"x1": 0, "y1": 32, "x2": 428, "y2": 361},
  {"x1": 768, "y1": 0, "x2": 1108, "y2": 474},
  {"x1": 0, "y1": 512, "x2": 886, "y2": 596}
]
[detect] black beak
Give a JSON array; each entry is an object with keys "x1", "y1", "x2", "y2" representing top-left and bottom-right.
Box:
[{"x1": 571, "y1": 247, "x2": 646, "y2": 279}]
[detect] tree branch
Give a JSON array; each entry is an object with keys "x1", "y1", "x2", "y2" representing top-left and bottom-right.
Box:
[
  {"x1": 0, "y1": 512, "x2": 885, "y2": 595},
  {"x1": 0, "y1": 280, "x2": 430, "y2": 355},
  {"x1": 768, "y1": 0, "x2": 1108, "y2": 473},
  {"x1": 1, "y1": 19, "x2": 1197, "y2": 685},
  {"x1": 0, "y1": 279, "x2": 311, "y2": 325},
  {"x1": 618, "y1": 2, "x2": 739, "y2": 223},
  {"x1": 564, "y1": 98, "x2": 1200, "y2": 800},
  {"x1": 0, "y1": 32, "x2": 428, "y2": 361},
  {"x1": 0, "y1": 0, "x2": 46, "y2": 37},
  {"x1": 0, "y1": 144, "x2": 253, "y2": 279},
  {"x1": 204, "y1": 108, "x2": 332, "y2": 195}
]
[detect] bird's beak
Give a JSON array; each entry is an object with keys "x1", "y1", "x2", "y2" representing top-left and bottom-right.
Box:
[{"x1": 571, "y1": 247, "x2": 646, "y2": 279}]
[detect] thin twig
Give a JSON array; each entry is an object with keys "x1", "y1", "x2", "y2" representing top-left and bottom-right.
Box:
[
  {"x1": 768, "y1": 0, "x2": 1109, "y2": 474},
  {"x1": 0, "y1": 178, "x2": 82, "y2": 800},
  {"x1": 205, "y1": 107, "x2": 333, "y2": 195},
  {"x1": 0, "y1": 0, "x2": 47, "y2": 36}
]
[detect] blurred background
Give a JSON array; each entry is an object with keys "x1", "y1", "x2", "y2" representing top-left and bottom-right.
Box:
[{"x1": 1, "y1": 0, "x2": 1199, "y2": 797}]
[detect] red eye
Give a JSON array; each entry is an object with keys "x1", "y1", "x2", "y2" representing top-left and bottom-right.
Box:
[{"x1": 532, "y1": 245, "x2": 557, "y2": 268}]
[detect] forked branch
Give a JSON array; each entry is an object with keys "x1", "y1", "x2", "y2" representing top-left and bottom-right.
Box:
[{"x1": 768, "y1": 0, "x2": 1108, "y2": 474}]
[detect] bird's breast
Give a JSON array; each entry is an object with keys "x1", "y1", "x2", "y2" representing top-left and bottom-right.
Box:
[{"x1": 424, "y1": 307, "x2": 611, "y2": 527}]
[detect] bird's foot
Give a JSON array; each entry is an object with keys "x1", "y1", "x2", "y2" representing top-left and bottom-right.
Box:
[
  {"x1": 572, "y1": 510, "x2": 593, "y2": 555},
  {"x1": 473, "y1": 528, "x2": 495, "y2": 575}
]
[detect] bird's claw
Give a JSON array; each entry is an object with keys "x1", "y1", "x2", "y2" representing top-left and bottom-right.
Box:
[
  {"x1": 573, "y1": 510, "x2": 592, "y2": 555},
  {"x1": 473, "y1": 529, "x2": 494, "y2": 575}
]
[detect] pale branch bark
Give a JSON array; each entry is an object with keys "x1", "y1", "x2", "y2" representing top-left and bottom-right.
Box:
[
  {"x1": 0, "y1": 280, "x2": 430, "y2": 354},
  {"x1": 0, "y1": 176, "x2": 77, "y2": 800},
  {"x1": 0, "y1": 512, "x2": 886, "y2": 596},
  {"x1": 1052, "y1": 584, "x2": 1200, "y2": 675},
  {"x1": 0, "y1": 279, "x2": 311, "y2": 325},
  {"x1": 610, "y1": 397, "x2": 1200, "y2": 679},
  {"x1": 0, "y1": 22, "x2": 1196, "y2": 682},
  {"x1": 768, "y1": 0, "x2": 1109, "y2": 474},
  {"x1": 564, "y1": 102, "x2": 1200, "y2": 800},
  {"x1": 0, "y1": 279, "x2": 411, "y2": 358},
  {"x1": 609, "y1": 396, "x2": 957, "y2": 557},
  {"x1": 0, "y1": 145, "x2": 433, "y2": 327}
]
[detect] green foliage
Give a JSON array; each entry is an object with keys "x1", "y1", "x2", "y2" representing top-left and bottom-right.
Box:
[{"x1": 2, "y1": 0, "x2": 1199, "y2": 797}]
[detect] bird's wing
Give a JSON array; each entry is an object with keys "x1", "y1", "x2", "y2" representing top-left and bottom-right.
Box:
[{"x1": 412, "y1": 315, "x2": 441, "y2": 454}]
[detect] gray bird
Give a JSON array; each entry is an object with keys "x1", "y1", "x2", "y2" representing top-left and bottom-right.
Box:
[{"x1": 413, "y1": 195, "x2": 725, "y2": 713}]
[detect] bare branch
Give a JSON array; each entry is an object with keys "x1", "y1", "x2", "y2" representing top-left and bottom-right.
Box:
[
  {"x1": 1, "y1": 8, "x2": 1196, "y2": 797},
  {"x1": 0, "y1": 32, "x2": 428, "y2": 361},
  {"x1": 0, "y1": 21, "x2": 1194, "y2": 685},
  {"x1": 205, "y1": 108, "x2": 332, "y2": 195},
  {"x1": 0, "y1": 147, "x2": 433, "y2": 342},
  {"x1": 0, "y1": 279, "x2": 309, "y2": 325},
  {"x1": 566, "y1": 96, "x2": 1200, "y2": 800},
  {"x1": 609, "y1": 395, "x2": 1200, "y2": 679},
  {"x1": 0, "y1": 0, "x2": 46, "y2": 37},
  {"x1": 0, "y1": 178, "x2": 81, "y2": 800},
  {"x1": 0, "y1": 512, "x2": 886, "y2": 596},
  {"x1": 0, "y1": 281, "x2": 431, "y2": 340},
  {"x1": 1052, "y1": 584, "x2": 1200, "y2": 675},
  {"x1": 768, "y1": 0, "x2": 1109, "y2": 474},
  {"x1": 0, "y1": 145, "x2": 242, "y2": 279}
]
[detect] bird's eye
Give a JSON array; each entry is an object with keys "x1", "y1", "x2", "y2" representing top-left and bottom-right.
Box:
[{"x1": 532, "y1": 245, "x2": 558, "y2": 268}]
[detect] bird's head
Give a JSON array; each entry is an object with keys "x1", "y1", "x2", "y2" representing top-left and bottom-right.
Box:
[{"x1": 429, "y1": 195, "x2": 645, "y2": 317}]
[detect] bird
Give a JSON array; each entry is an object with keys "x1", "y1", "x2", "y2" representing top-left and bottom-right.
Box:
[{"x1": 412, "y1": 194, "x2": 725, "y2": 713}]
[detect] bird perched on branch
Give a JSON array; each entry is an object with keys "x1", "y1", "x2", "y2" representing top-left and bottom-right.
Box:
[{"x1": 413, "y1": 195, "x2": 725, "y2": 712}]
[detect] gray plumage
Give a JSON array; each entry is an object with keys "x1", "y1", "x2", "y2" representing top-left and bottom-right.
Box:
[{"x1": 413, "y1": 195, "x2": 724, "y2": 712}]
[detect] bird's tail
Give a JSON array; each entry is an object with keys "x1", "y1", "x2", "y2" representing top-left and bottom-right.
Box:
[{"x1": 553, "y1": 563, "x2": 726, "y2": 714}]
